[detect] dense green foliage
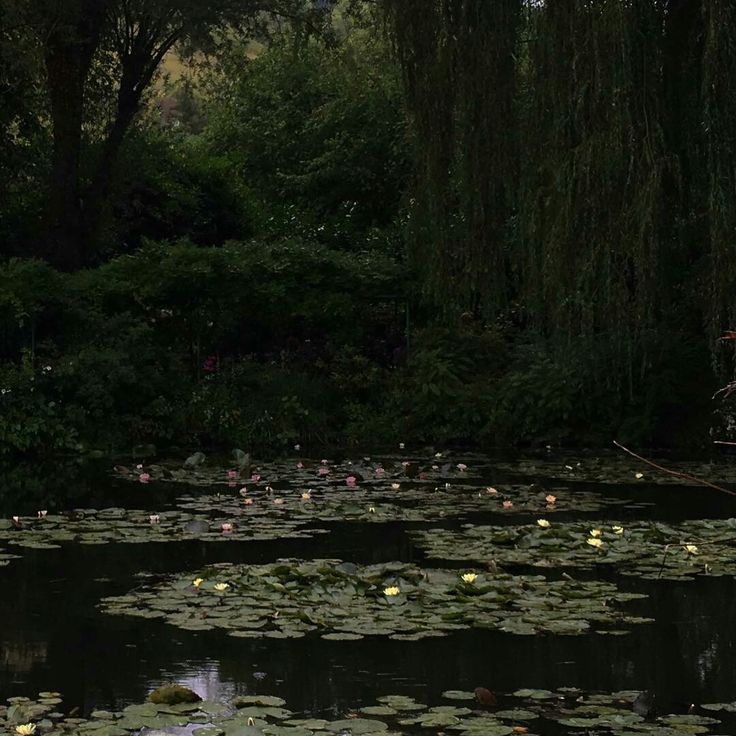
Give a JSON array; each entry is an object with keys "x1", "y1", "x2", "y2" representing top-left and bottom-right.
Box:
[{"x1": 0, "y1": 0, "x2": 734, "y2": 456}]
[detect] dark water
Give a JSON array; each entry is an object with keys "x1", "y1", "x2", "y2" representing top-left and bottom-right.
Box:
[{"x1": 2, "y1": 456, "x2": 736, "y2": 718}]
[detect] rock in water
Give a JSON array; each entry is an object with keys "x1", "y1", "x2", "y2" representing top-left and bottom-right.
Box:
[
  {"x1": 474, "y1": 687, "x2": 497, "y2": 708},
  {"x1": 183, "y1": 519, "x2": 210, "y2": 534},
  {"x1": 148, "y1": 684, "x2": 201, "y2": 705},
  {"x1": 184, "y1": 452, "x2": 206, "y2": 468}
]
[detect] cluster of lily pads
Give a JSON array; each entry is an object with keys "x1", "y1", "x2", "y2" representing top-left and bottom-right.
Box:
[
  {"x1": 99, "y1": 558, "x2": 651, "y2": 638},
  {"x1": 0, "y1": 509, "x2": 323, "y2": 555},
  {"x1": 491, "y1": 453, "x2": 736, "y2": 487},
  {"x1": 1, "y1": 688, "x2": 733, "y2": 736},
  {"x1": 412, "y1": 518, "x2": 736, "y2": 581}
]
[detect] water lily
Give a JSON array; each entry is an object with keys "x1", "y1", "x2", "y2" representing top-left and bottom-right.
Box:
[
  {"x1": 587, "y1": 537, "x2": 603, "y2": 548},
  {"x1": 590, "y1": 528, "x2": 602, "y2": 537},
  {"x1": 301, "y1": 491, "x2": 312, "y2": 500},
  {"x1": 239, "y1": 487, "x2": 249, "y2": 496},
  {"x1": 537, "y1": 519, "x2": 551, "y2": 528},
  {"x1": 192, "y1": 578, "x2": 204, "y2": 588},
  {"x1": 139, "y1": 473, "x2": 151, "y2": 484},
  {"x1": 375, "y1": 467, "x2": 385, "y2": 477},
  {"x1": 612, "y1": 525, "x2": 624, "y2": 534},
  {"x1": 545, "y1": 494, "x2": 556, "y2": 505},
  {"x1": 635, "y1": 472, "x2": 644, "y2": 479},
  {"x1": 294, "y1": 444, "x2": 301, "y2": 451},
  {"x1": 214, "y1": 582, "x2": 230, "y2": 592},
  {"x1": 16, "y1": 724, "x2": 36, "y2": 735},
  {"x1": 487, "y1": 487, "x2": 498, "y2": 495},
  {"x1": 251, "y1": 473, "x2": 261, "y2": 482},
  {"x1": 383, "y1": 586, "x2": 400, "y2": 597},
  {"x1": 273, "y1": 498, "x2": 284, "y2": 505},
  {"x1": 227, "y1": 470, "x2": 238, "y2": 480},
  {"x1": 502, "y1": 500, "x2": 513, "y2": 509},
  {"x1": 296, "y1": 461, "x2": 304, "y2": 469},
  {"x1": 346, "y1": 475, "x2": 357, "y2": 487},
  {"x1": 318, "y1": 467, "x2": 329, "y2": 476},
  {"x1": 37, "y1": 510, "x2": 47, "y2": 519},
  {"x1": 221, "y1": 523, "x2": 234, "y2": 533},
  {"x1": 684, "y1": 544, "x2": 698, "y2": 554},
  {"x1": 391, "y1": 482, "x2": 401, "y2": 490},
  {"x1": 399, "y1": 442, "x2": 405, "y2": 449},
  {"x1": 461, "y1": 573, "x2": 478, "y2": 584},
  {"x1": 149, "y1": 515, "x2": 160, "y2": 525},
  {"x1": 457, "y1": 463, "x2": 468, "y2": 471},
  {"x1": 321, "y1": 459, "x2": 329, "y2": 464},
  {"x1": 369, "y1": 507, "x2": 376, "y2": 513},
  {"x1": 243, "y1": 498, "x2": 254, "y2": 505}
]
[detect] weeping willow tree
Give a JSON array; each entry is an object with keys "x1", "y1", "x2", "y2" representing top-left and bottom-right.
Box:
[
  {"x1": 383, "y1": 0, "x2": 522, "y2": 314},
  {"x1": 520, "y1": 0, "x2": 676, "y2": 350},
  {"x1": 702, "y1": 0, "x2": 736, "y2": 340},
  {"x1": 385, "y1": 0, "x2": 736, "y2": 380}
]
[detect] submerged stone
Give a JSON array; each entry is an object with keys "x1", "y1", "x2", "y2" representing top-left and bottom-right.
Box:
[{"x1": 148, "y1": 685, "x2": 202, "y2": 705}]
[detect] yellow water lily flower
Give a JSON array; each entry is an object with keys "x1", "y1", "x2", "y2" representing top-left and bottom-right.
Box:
[
  {"x1": 537, "y1": 519, "x2": 551, "y2": 529},
  {"x1": 192, "y1": 578, "x2": 204, "y2": 588},
  {"x1": 16, "y1": 725, "x2": 36, "y2": 736},
  {"x1": 590, "y1": 528, "x2": 602, "y2": 537},
  {"x1": 461, "y1": 573, "x2": 478, "y2": 584},
  {"x1": 214, "y1": 582, "x2": 230, "y2": 591},
  {"x1": 587, "y1": 537, "x2": 604, "y2": 548},
  {"x1": 684, "y1": 544, "x2": 698, "y2": 555},
  {"x1": 383, "y1": 586, "x2": 400, "y2": 597},
  {"x1": 612, "y1": 526, "x2": 624, "y2": 535}
]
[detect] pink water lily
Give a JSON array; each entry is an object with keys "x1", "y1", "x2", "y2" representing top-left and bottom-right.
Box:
[
  {"x1": 251, "y1": 473, "x2": 261, "y2": 482},
  {"x1": 457, "y1": 463, "x2": 468, "y2": 471},
  {"x1": 502, "y1": 500, "x2": 514, "y2": 509},
  {"x1": 37, "y1": 510, "x2": 47, "y2": 519},
  {"x1": 243, "y1": 498, "x2": 254, "y2": 505},
  {"x1": 318, "y1": 467, "x2": 329, "y2": 476},
  {"x1": 346, "y1": 476, "x2": 357, "y2": 487},
  {"x1": 221, "y1": 523, "x2": 234, "y2": 533},
  {"x1": 227, "y1": 470, "x2": 238, "y2": 480},
  {"x1": 139, "y1": 473, "x2": 151, "y2": 484},
  {"x1": 296, "y1": 461, "x2": 304, "y2": 469},
  {"x1": 545, "y1": 494, "x2": 557, "y2": 505},
  {"x1": 375, "y1": 467, "x2": 386, "y2": 477}
]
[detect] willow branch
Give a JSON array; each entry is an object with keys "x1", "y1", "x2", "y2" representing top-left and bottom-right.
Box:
[{"x1": 613, "y1": 440, "x2": 736, "y2": 497}]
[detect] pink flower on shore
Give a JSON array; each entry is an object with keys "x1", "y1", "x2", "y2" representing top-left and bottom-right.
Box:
[
  {"x1": 346, "y1": 476, "x2": 357, "y2": 487},
  {"x1": 139, "y1": 473, "x2": 151, "y2": 484}
]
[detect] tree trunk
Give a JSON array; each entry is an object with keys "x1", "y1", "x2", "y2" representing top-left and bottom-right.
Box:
[{"x1": 41, "y1": 0, "x2": 110, "y2": 271}]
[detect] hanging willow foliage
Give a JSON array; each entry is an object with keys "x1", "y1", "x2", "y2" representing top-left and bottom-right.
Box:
[
  {"x1": 702, "y1": 0, "x2": 736, "y2": 339},
  {"x1": 383, "y1": 0, "x2": 521, "y2": 315},
  {"x1": 519, "y1": 0, "x2": 676, "y2": 346},
  {"x1": 385, "y1": 0, "x2": 736, "y2": 376}
]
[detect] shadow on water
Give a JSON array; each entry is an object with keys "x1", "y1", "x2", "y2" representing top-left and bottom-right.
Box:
[{"x1": 2, "y1": 456, "x2": 736, "y2": 718}]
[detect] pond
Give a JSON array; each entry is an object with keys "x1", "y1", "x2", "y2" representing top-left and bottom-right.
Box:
[{"x1": 2, "y1": 451, "x2": 736, "y2": 736}]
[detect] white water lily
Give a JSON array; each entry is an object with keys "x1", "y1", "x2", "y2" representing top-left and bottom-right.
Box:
[
  {"x1": 192, "y1": 578, "x2": 204, "y2": 588},
  {"x1": 612, "y1": 525, "x2": 624, "y2": 535},
  {"x1": 383, "y1": 586, "x2": 400, "y2": 597},
  {"x1": 461, "y1": 573, "x2": 478, "y2": 584},
  {"x1": 537, "y1": 519, "x2": 551, "y2": 529},
  {"x1": 587, "y1": 537, "x2": 603, "y2": 548},
  {"x1": 684, "y1": 544, "x2": 698, "y2": 555},
  {"x1": 214, "y1": 582, "x2": 230, "y2": 591},
  {"x1": 590, "y1": 528, "x2": 602, "y2": 537},
  {"x1": 16, "y1": 725, "x2": 36, "y2": 735}
]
